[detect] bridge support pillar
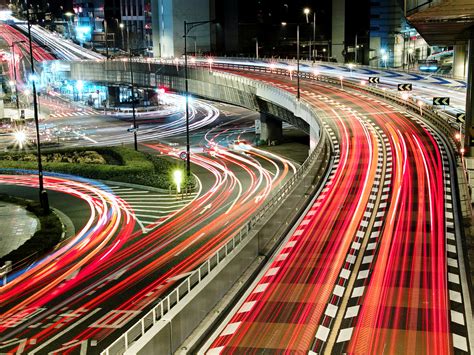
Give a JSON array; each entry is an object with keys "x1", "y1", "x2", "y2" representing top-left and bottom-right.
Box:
[
  {"x1": 258, "y1": 113, "x2": 282, "y2": 144},
  {"x1": 466, "y1": 38, "x2": 474, "y2": 155},
  {"x1": 107, "y1": 86, "x2": 120, "y2": 107},
  {"x1": 454, "y1": 44, "x2": 468, "y2": 79}
]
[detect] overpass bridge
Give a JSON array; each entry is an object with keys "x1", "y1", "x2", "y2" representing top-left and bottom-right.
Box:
[{"x1": 35, "y1": 58, "x2": 472, "y2": 354}]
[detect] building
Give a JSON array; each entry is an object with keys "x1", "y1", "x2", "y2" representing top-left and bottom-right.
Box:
[
  {"x1": 120, "y1": 0, "x2": 152, "y2": 51},
  {"x1": 152, "y1": 0, "x2": 213, "y2": 58},
  {"x1": 368, "y1": 0, "x2": 429, "y2": 68}
]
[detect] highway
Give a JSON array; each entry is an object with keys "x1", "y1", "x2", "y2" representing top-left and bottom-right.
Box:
[
  {"x1": 203, "y1": 68, "x2": 471, "y2": 354},
  {"x1": 0, "y1": 107, "x2": 297, "y2": 354}
]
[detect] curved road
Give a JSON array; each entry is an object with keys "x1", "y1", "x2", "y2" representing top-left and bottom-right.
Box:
[{"x1": 204, "y1": 68, "x2": 471, "y2": 354}]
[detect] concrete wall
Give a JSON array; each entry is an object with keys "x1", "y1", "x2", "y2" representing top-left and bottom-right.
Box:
[
  {"x1": 331, "y1": 0, "x2": 345, "y2": 63},
  {"x1": 154, "y1": 0, "x2": 211, "y2": 58}
]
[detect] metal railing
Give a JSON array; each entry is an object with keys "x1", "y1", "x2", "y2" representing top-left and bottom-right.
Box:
[{"x1": 101, "y1": 82, "x2": 328, "y2": 355}]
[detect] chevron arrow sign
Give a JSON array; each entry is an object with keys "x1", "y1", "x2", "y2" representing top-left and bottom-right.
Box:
[
  {"x1": 368, "y1": 77, "x2": 380, "y2": 84},
  {"x1": 433, "y1": 97, "x2": 450, "y2": 106},
  {"x1": 397, "y1": 83, "x2": 412, "y2": 91},
  {"x1": 456, "y1": 113, "x2": 465, "y2": 123}
]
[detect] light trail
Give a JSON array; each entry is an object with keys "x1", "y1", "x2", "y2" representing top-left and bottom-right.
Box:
[{"x1": 204, "y1": 66, "x2": 464, "y2": 354}]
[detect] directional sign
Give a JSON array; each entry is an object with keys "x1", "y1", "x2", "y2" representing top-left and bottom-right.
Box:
[
  {"x1": 433, "y1": 97, "x2": 450, "y2": 106},
  {"x1": 456, "y1": 113, "x2": 466, "y2": 123},
  {"x1": 397, "y1": 83, "x2": 412, "y2": 91},
  {"x1": 368, "y1": 77, "x2": 380, "y2": 84},
  {"x1": 179, "y1": 151, "x2": 188, "y2": 161}
]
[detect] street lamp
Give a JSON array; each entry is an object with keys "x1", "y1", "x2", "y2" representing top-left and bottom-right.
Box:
[
  {"x1": 10, "y1": 40, "x2": 25, "y2": 113},
  {"x1": 26, "y1": 0, "x2": 49, "y2": 212},
  {"x1": 184, "y1": 19, "x2": 216, "y2": 179},
  {"x1": 303, "y1": 8, "x2": 316, "y2": 62},
  {"x1": 64, "y1": 11, "x2": 74, "y2": 39},
  {"x1": 119, "y1": 23, "x2": 125, "y2": 50},
  {"x1": 339, "y1": 75, "x2": 344, "y2": 89},
  {"x1": 281, "y1": 22, "x2": 300, "y2": 99}
]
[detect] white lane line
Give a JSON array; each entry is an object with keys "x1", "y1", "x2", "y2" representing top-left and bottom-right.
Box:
[{"x1": 29, "y1": 308, "x2": 101, "y2": 354}]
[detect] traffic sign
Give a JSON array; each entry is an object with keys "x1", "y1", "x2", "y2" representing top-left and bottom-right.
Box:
[
  {"x1": 456, "y1": 112, "x2": 466, "y2": 123},
  {"x1": 179, "y1": 151, "x2": 188, "y2": 160},
  {"x1": 368, "y1": 77, "x2": 380, "y2": 84},
  {"x1": 433, "y1": 97, "x2": 450, "y2": 106},
  {"x1": 397, "y1": 84, "x2": 412, "y2": 91}
]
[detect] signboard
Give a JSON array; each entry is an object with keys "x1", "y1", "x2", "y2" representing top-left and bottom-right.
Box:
[
  {"x1": 456, "y1": 113, "x2": 465, "y2": 123},
  {"x1": 179, "y1": 151, "x2": 188, "y2": 161},
  {"x1": 368, "y1": 77, "x2": 380, "y2": 84},
  {"x1": 433, "y1": 97, "x2": 450, "y2": 106},
  {"x1": 397, "y1": 84, "x2": 412, "y2": 91}
]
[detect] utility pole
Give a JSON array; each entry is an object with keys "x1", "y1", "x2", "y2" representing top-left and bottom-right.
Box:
[
  {"x1": 297, "y1": 24, "x2": 300, "y2": 100},
  {"x1": 26, "y1": 0, "x2": 49, "y2": 212}
]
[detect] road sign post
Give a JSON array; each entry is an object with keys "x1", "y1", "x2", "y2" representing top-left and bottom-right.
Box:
[
  {"x1": 368, "y1": 77, "x2": 380, "y2": 84},
  {"x1": 397, "y1": 83, "x2": 412, "y2": 91},
  {"x1": 433, "y1": 97, "x2": 450, "y2": 106}
]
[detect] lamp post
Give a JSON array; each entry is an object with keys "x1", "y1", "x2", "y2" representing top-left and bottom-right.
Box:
[
  {"x1": 184, "y1": 19, "x2": 216, "y2": 179},
  {"x1": 128, "y1": 49, "x2": 139, "y2": 151},
  {"x1": 64, "y1": 11, "x2": 73, "y2": 39},
  {"x1": 281, "y1": 22, "x2": 300, "y2": 100},
  {"x1": 26, "y1": 0, "x2": 49, "y2": 212},
  {"x1": 119, "y1": 23, "x2": 125, "y2": 50},
  {"x1": 10, "y1": 40, "x2": 25, "y2": 112},
  {"x1": 303, "y1": 8, "x2": 316, "y2": 62}
]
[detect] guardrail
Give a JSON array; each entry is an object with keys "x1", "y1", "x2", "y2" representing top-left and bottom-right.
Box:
[{"x1": 101, "y1": 86, "x2": 328, "y2": 355}]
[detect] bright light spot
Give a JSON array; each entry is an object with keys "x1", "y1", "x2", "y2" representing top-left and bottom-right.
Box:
[
  {"x1": 207, "y1": 58, "x2": 214, "y2": 64},
  {"x1": 348, "y1": 63, "x2": 354, "y2": 69},
  {"x1": 23, "y1": 89, "x2": 31, "y2": 96},
  {"x1": 460, "y1": 148, "x2": 465, "y2": 154},
  {"x1": 281, "y1": 22, "x2": 287, "y2": 26},
  {"x1": 360, "y1": 80, "x2": 366, "y2": 86},
  {"x1": 304, "y1": 8, "x2": 310, "y2": 15},
  {"x1": 339, "y1": 75, "x2": 344, "y2": 80},
  {"x1": 29, "y1": 74, "x2": 38, "y2": 83},
  {"x1": 8, "y1": 80, "x2": 14, "y2": 86},
  {"x1": 417, "y1": 100, "x2": 424, "y2": 106},
  {"x1": 455, "y1": 133, "x2": 461, "y2": 140},
  {"x1": 119, "y1": 23, "x2": 124, "y2": 29},
  {"x1": 380, "y1": 48, "x2": 386, "y2": 54},
  {"x1": 190, "y1": 57, "x2": 196, "y2": 64},
  {"x1": 269, "y1": 63, "x2": 276, "y2": 70},
  {"x1": 76, "y1": 80, "x2": 84, "y2": 91},
  {"x1": 382, "y1": 54, "x2": 388, "y2": 61},
  {"x1": 173, "y1": 170, "x2": 183, "y2": 193},
  {"x1": 401, "y1": 93, "x2": 409, "y2": 100},
  {"x1": 13, "y1": 130, "x2": 27, "y2": 148},
  {"x1": 408, "y1": 48, "x2": 414, "y2": 54},
  {"x1": 313, "y1": 69, "x2": 319, "y2": 76}
]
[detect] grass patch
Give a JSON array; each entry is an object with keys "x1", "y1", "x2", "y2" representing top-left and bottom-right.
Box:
[
  {"x1": 0, "y1": 194, "x2": 62, "y2": 265},
  {"x1": 0, "y1": 147, "x2": 187, "y2": 189}
]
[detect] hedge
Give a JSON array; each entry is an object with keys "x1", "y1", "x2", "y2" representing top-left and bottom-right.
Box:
[{"x1": 0, "y1": 147, "x2": 174, "y2": 189}]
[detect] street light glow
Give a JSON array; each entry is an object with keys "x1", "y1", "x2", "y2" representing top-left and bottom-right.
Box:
[
  {"x1": 173, "y1": 169, "x2": 183, "y2": 193},
  {"x1": 13, "y1": 130, "x2": 27, "y2": 148},
  {"x1": 119, "y1": 23, "x2": 124, "y2": 29},
  {"x1": 304, "y1": 8, "x2": 310, "y2": 15}
]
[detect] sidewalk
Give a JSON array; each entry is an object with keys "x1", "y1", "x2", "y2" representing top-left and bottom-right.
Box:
[{"x1": 0, "y1": 202, "x2": 39, "y2": 258}]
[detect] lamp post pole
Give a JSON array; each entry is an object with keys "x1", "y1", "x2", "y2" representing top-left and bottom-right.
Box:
[
  {"x1": 26, "y1": 0, "x2": 49, "y2": 212},
  {"x1": 297, "y1": 24, "x2": 300, "y2": 100},
  {"x1": 184, "y1": 19, "x2": 215, "y2": 179},
  {"x1": 128, "y1": 50, "x2": 138, "y2": 151},
  {"x1": 11, "y1": 41, "x2": 25, "y2": 111}
]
